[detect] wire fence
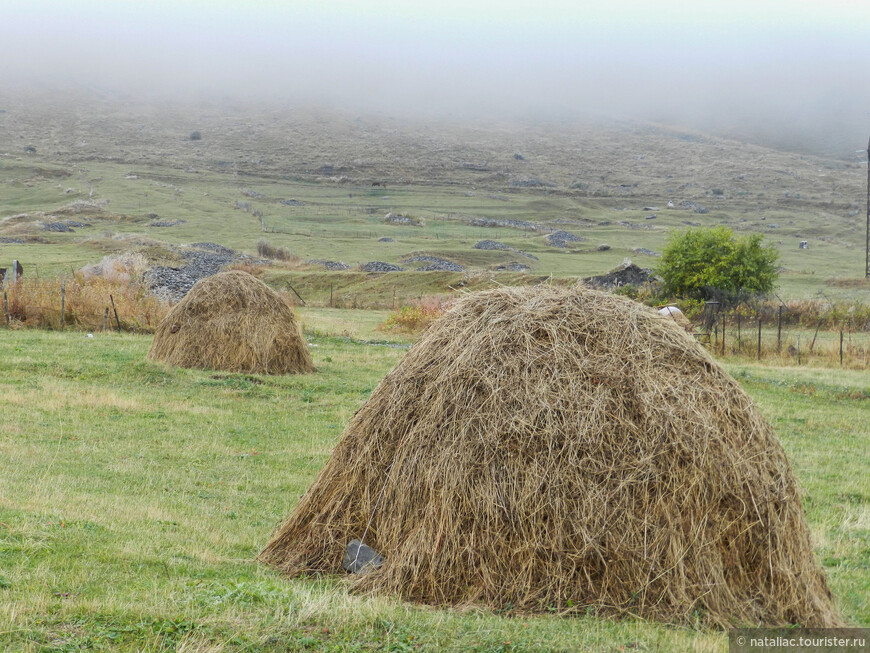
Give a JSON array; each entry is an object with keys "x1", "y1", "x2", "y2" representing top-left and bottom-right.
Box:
[{"x1": 692, "y1": 302, "x2": 870, "y2": 368}]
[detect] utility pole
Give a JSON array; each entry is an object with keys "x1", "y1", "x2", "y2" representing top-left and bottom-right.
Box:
[{"x1": 866, "y1": 134, "x2": 870, "y2": 277}]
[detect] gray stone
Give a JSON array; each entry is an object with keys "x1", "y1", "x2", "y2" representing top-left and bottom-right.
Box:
[
  {"x1": 360, "y1": 261, "x2": 405, "y2": 272},
  {"x1": 342, "y1": 539, "x2": 385, "y2": 574}
]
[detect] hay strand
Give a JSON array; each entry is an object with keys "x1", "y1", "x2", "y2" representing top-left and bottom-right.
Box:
[{"x1": 260, "y1": 285, "x2": 837, "y2": 626}]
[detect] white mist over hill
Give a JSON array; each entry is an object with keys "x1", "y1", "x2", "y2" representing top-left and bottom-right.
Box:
[{"x1": 2, "y1": 0, "x2": 868, "y2": 157}]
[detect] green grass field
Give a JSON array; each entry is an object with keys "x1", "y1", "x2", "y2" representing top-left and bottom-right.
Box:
[
  {"x1": 0, "y1": 318, "x2": 867, "y2": 652},
  {"x1": 1, "y1": 95, "x2": 869, "y2": 652}
]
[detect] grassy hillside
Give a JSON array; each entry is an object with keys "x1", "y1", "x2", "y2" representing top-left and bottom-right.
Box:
[
  {"x1": 0, "y1": 321, "x2": 867, "y2": 652},
  {"x1": 1, "y1": 90, "x2": 868, "y2": 301}
]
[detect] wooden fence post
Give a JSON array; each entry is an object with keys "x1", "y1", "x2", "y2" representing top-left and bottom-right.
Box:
[
  {"x1": 757, "y1": 317, "x2": 762, "y2": 361},
  {"x1": 809, "y1": 318, "x2": 823, "y2": 352},
  {"x1": 61, "y1": 281, "x2": 65, "y2": 330},
  {"x1": 840, "y1": 330, "x2": 844, "y2": 366},
  {"x1": 777, "y1": 306, "x2": 783, "y2": 352},
  {"x1": 721, "y1": 314, "x2": 726, "y2": 356},
  {"x1": 110, "y1": 294, "x2": 121, "y2": 332},
  {"x1": 103, "y1": 307, "x2": 108, "y2": 332},
  {"x1": 3, "y1": 291, "x2": 9, "y2": 325}
]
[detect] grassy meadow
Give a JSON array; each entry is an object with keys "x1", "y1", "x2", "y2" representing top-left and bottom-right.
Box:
[{"x1": 0, "y1": 315, "x2": 867, "y2": 652}]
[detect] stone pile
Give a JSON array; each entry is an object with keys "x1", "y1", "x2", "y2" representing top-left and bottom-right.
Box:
[
  {"x1": 402, "y1": 256, "x2": 465, "y2": 272},
  {"x1": 145, "y1": 243, "x2": 261, "y2": 302},
  {"x1": 307, "y1": 259, "x2": 351, "y2": 271},
  {"x1": 546, "y1": 230, "x2": 583, "y2": 248},
  {"x1": 41, "y1": 222, "x2": 74, "y2": 232},
  {"x1": 360, "y1": 261, "x2": 405, "y2": 273}
]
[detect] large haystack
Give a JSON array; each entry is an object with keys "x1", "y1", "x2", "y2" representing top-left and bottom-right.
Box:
[
  {"x1": 147, "y1": 271, "x2": 314, "y2": 375},
  {"x1": 259, "y1": 285, "x2": 837, "y2": 626}
]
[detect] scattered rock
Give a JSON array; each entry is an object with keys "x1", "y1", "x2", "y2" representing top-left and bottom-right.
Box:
[
  {"x1": 546, "y1": 230, "x2": 583, "y2": 247},
  {"x1": 149, "y1": 219, "x2": 185, "y2": 227},
  {"x1": 360, "y1": 261, "x2": 405, "y2": 272},
  {"x1": 492, "y1": 262, "x2": 531, "y2": 271},
  {"x1": 0, "y1": 237, "x2": 25, "y2": 244},
  {"x1": 63, "y1": 220, "x2": 91, "y2": 228},
  {"x1": 470, "y1": 217, "x2": 538, "y2": 231},
  {"x1": 597, "y1": 244, "x2": 611, "y2": 251},
  {"x1": 41, "y1": 222, "x2": 74, "y2": 232},
  {"x1": 474, "y1": 239, "x2": 512, "y2": 251},
  {"x1": 473, "y1": 239, "x2": 537, "y2": 260},
  {"x1": 145, "y1": 243, "x2": 263, "y2": 302},
  {"x1": 585, "y1": 260, "x2": 660, "y2": 289},
  {"x1": 645, "y1": 214, "x2": 657, "y2": 220},
  {"x1": 510, "y1": 178, "x2": 553, "y2": 188},
  {"x1": 378, "y1": 237, "x2": 394, "y2": 242},
  {"x1": 403, "y1": 256, "x2": 465, "y2": 272},
  {"x1": 342, "y1": 540, "x2": 385, "y2": 574},
  {"x1": 632, "y1": 248, "x2": 661, "y2": 257},
  {"x1": 189, "y1": 242, "x2": 236, "y2": 255},
  {"x1": 513, "y1": 153, "x2": 525, "y2": 161},
  {"x1": 307, "y1": 259, "x2": 351, "y2": 271},
  {"x1": 384, "y1": 213, "x2": 422, "y2": 227},
  {"x1": 418, "y1": 262, "x2": 464, "y2": 272},
  {"x1": 280, "y1": 199, "x2": 305, "y2": 206}
]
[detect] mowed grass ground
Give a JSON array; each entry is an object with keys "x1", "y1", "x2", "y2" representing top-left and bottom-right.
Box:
[{"x1": 0, "y1": 316, "x2": 867, "y2": 652}]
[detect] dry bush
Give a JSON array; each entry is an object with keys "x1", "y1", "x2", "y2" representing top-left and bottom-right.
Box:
[
  {"x1": 261, "y1": 285, "x2": 837, "y2": 627},
  {"x1": 3, "y1": 275, "x2": 169, "y2": 332},
  {"x1": 379, "y1": 297, "x2": 450, "y2": 333},
  {"x1": 257, "y1": 239, "x2": 299, "y2": 263},
  {"x1": 80, "y1": 252, "x2": 150, "y2": 284},
  {"x1": 226, "y1": 261, "x2": 267, "y2": 278}
]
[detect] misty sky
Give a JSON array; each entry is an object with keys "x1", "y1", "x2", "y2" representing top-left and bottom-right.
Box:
[{"x1": 3, "y1": 0, "x2": 869, "y2": 154}]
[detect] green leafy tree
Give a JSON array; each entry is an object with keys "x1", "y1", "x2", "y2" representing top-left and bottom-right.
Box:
[{"x1": 657, "y1": 226, "x2": 779, "y2": 302}]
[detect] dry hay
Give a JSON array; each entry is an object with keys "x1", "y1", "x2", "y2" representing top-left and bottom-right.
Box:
[
  {"x1": 259, "y1": 285, "x2": 837, "y2": 627},
  {"x1": 147, "y1": 270, "x2": 314, "y2": 375}
]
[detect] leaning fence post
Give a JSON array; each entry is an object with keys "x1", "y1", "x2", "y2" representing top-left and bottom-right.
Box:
[{"x1": 110, "y1": 294, "x2": 121, "y2": 333}]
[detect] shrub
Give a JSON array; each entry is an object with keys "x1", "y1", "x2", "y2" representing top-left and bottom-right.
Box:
[
  {"x1": 657, "y1": 226, "x2": 778, "y2": 303},
  {"x1": 256, "y1": 240, "x2": 297, "y2": 263},
  {"x1": 380, "y1": 298, "x2": 449, "y2": 333}
]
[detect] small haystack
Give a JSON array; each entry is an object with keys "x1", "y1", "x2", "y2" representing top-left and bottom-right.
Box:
[
  {"x1": 259, "y1": 285, "x2": 837, "y2": 626},
  {"x1": 147, "y1": 271, "x2": 314, "y2": 375}
]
